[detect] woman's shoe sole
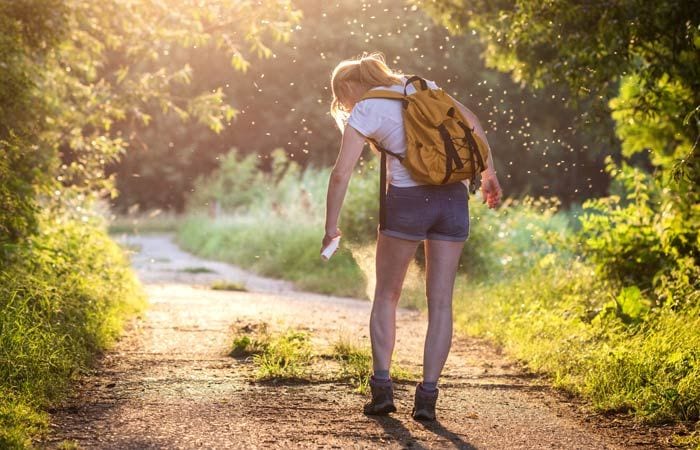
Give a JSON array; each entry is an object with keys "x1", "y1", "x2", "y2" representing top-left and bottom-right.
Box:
[
  {"x1": 363, "y1": 402, "x2": 397, "y2": 415},
  {"x1": 411, "y1": 409, "x2": 436, "y2": 421}
]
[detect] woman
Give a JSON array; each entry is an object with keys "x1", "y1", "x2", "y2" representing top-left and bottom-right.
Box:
[{"x1": 322, "y1": 53, "x2": 502, "y2": 421}]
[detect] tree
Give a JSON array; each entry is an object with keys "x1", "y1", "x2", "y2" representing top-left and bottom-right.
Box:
[
  {"x1": 415, "y1": 0, "x2": 699, "y2": 198},
  {"x1": 0, "y1": 0, "x2": 66, "y2": 254},
  {"x1": 0, "y1": 0, "x2": 301, "y2": 255},
  {"x1": 110, "y1": 0, "x2": 616, "y2": 212},
  {"x1": 415, "y1": 0, "x2": 699, "y2": 304}
]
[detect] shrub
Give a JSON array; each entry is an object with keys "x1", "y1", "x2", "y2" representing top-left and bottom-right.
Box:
[
  {"x1": 580, "y1": 159, "x2": 699, "y2": 308},
  {"x1": 0, "y1": 215, "x2": 145, "y2": 447}
]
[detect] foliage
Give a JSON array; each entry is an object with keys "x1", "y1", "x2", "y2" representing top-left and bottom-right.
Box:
[
  {"x1": 415, "y1": 0, "x2": 700, "y2": 237},
  {"x1": 455, "y1": 253, "x2": 700, "y2": 425},
  {"x1": 580, "y1": 158, "x2": 699, "y2": 305},
  {"x1": 253, "y1": 331, "x2": 314, "y2": 381},
  {"x1": 0, "y1": 0, "x2": 301, "y2": 257},
  {"x1": 0, "y1": 215, "x2": 145, "y2": 448},
  {"x1": 416, "y1": 3, "x2": 699, "y2": 431},
  {"x1": 0, "y1": 0, "x2": 65, "y2": 254},
  {"x1": 463, "y1": 196, "x2": 571, "y2": 278},
  {"x1": 111, "y1": 0, "x2": 616, "y2": 212},
  {"x1": 0, "y1": 134, "x2": 48, "y2": 255},
  {"x1": 43, "y1": 0, "x2": 300, "y2": 202},
  {"x1": 185, "y1": 148, "x2": 378, "y2": 242},
  {"x1": 188, "y1": 149, "x2": 265, "y2": 213},
  {"x1": 416, "y1": 0, "x2": 699, "y2": 124},
  {"x1": 177, "y1": 214, "x2": 367, "y2": 298}
]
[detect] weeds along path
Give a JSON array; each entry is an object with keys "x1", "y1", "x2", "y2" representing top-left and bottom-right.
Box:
[{"x1": 45, "y1": 234, "x2": 668, "y2": 449}]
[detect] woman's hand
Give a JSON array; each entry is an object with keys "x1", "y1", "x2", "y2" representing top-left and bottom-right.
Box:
[
  {"x1": 321, "y1": 228, "x2": 342, "y2": 253},
  {"x1": 481, "y1": 170, "x2": 502, "y2": 209}
]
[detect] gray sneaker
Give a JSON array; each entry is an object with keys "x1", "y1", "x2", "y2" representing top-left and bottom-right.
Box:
[
  {"x1": 412, "y1": 383, "x2": 438, "y2": 421},
  {"x1": 363, "y1": 377, "x2": 397, "y2": 415}
]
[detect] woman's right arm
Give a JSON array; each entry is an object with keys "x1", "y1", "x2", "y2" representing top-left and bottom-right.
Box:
[{"x1": 322, "y1": 125, "x2": 366, "y2": 248}]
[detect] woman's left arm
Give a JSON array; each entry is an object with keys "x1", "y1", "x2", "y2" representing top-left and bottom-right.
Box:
[
  {"x1": 322, "y1": 125, "x2": 366, "y2": 249},
  {"x1": 450, "y1": 95, "x2": 502, "y2": 208}
]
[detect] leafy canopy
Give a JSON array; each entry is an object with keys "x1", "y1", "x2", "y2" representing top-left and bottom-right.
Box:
[
  {"x1": 0, "y1": 0, "x2": 301, "y2": 254},
  {"x1": 415, "y1": 0, "x2": 699, "y2": 181},
  {"x1": 415, "y1": 0, "x2": 699, "y2": 309}
]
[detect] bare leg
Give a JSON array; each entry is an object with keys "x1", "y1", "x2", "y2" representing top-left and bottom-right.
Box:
[
  {"x1": 370, "y1": 233, "x2": 420, "y2": 374},
  {"x1": 423, "y1": 239, "x2": 465, "y2": 383}
]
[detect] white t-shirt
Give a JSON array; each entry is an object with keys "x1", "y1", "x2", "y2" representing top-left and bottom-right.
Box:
[{"x1": 347, "y1": 76, "x2": 439, "y2": 187}]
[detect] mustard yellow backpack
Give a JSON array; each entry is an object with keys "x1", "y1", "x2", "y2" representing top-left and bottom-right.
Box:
[{"x1": 361, "y1": 75, "x2": 490, "y2": 228}]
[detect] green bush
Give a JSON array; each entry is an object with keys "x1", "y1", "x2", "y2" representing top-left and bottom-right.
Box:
[
  {"x1": 186, "y1": 148, "x2": 380, "y2": 243},
  {"x1": 0, "y1": 216, "x2": 145, "y2": 448},
  {"x1": 187, "y1": 149, "x2": 265, "y2": 213},
  {"x1": 580, "y1": 159, "x2": 699, "y2": 307},
  {"x1": 338, "y1": 156, "x2": 380, "y2": 243},
  {"x1": 463, "y1": 196, "x2": 572, "y2": 280},
  {"x1": 455, "y1": 252, "x2": 700, "y2": 425},
  {"x1": 0, "y1": 2, "x2": 65, "y2": 256}
]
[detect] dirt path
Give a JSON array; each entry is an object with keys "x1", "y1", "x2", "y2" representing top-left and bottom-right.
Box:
[{"x1": 44, "y1": 234, "x2": 673, "y2": 449}]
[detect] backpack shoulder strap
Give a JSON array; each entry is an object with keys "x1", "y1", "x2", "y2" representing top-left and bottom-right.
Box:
[
  {"x1": 360, "y1": 89, "x2": 406, "y2": 102},
  {"x1": 404, "y1": 75, "x2": 428, "y2": 94}
]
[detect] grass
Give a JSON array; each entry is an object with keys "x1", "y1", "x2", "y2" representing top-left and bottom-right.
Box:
[
  {"x1": 453, "y1": 254, "x2": 700, "y2": 428},
  {"x1": 211, "y1": 280, "x2": 247, "y2": 291},
  {"x1": 229, "y1": 326, "x2": 417, "y2": 391},
  {"x1": 0, "y1": 216, "x2": 145, "y2": 448},
  {"x1": 229, "y1": 323, "x2": 270, "y2": 357},
  {"x1": 332, "y1": 337, "x2": 373, "y2": 392},
  {"x1": 180, "y1": 266, "x2": 216, "y2": 274},
  {"x1": 332, "y1": 336, "x2": 417, "y2": 393},
  {"x1": 178, "y1": 214, "x2": 368, "y2": 299},
  {"x1": 229, "y1": 325, "x2": 313, "y2": 380},
  {"x1": 108, "y1": 210, "x2": 182, "y2": 234},
  {"x1": 254, "y1": 331, "x2": 314, "y2": 380}
]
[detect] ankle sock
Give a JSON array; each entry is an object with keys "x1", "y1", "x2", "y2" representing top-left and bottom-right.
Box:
[
  {"x1": 421, "y1": 381, "x2": 438, "y2": 392},
  {"x1": 373, "y1": 370, "x2": 390, "y2": 381}
]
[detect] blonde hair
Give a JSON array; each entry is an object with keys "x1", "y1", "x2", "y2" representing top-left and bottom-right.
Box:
[{"x1": 330, "y1": 52, "x2": 403, "y2": 130}]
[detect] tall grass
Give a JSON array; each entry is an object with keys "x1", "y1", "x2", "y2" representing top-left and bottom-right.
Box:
[
  {"x1": 456, "y1": 255, "x2": 700, "y2": 424},
  {"x1": 0, "y1": 216, "x2": 145, "y2": 448},
  {"x1": 178, "y1": 213, "x2": 367, "y2": 298},
  {"x1": 178, "y1": 149, "x2": 382, "y2": 298}
]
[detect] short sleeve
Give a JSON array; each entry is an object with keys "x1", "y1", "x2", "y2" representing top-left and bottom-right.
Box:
[{"x1": 347, "y1": 100, "x2": 382, "y2": 138}]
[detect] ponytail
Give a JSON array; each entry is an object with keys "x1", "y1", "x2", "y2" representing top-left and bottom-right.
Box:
[
  {"x1": 330, "y1": 52, "x2": 402, "y2": 130},
  {"x1": 358, "y1": 55, "x2": 401, "y2": 87}
]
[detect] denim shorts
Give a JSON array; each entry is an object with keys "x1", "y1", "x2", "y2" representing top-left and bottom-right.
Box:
[{"x1": 381, "y1": 182, "x2": 470, "y2": 242}]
